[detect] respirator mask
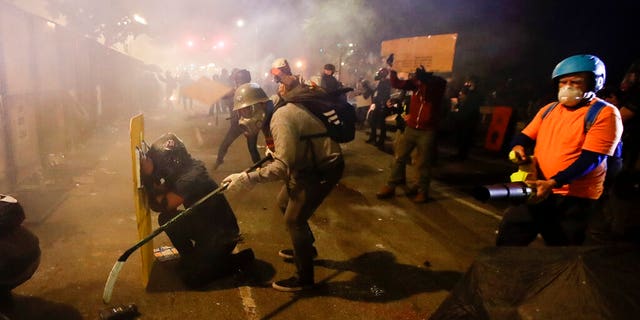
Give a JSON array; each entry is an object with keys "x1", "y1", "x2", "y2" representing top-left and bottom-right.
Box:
[
  {"x1": 238, "y1": 104, "x2": 265, "y2": 136},
  {"x1": 557, "y1": 86, "x2": 585, "y2": 107}
]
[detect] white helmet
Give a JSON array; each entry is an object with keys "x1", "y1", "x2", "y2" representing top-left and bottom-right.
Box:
[{"x1": 271, "y1": 58, "x2": 292, "y2": 76}]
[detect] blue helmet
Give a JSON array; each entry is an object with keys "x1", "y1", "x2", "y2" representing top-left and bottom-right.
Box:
[{"x1": 551, "y1": 54, "x2": 606, "y2": 92}]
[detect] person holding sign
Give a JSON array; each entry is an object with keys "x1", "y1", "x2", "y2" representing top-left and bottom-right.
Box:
[{"x1": 376, "y1": 57, "x2": 447, "y2": 203}]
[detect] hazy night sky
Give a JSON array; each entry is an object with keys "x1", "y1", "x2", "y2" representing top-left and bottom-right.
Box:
[
  {"x1": 10, "y1": 0, "x2": 639, "y2": 97},
  {"x1": 138, "y1": 0, "x2": 637, "y2": 92}
]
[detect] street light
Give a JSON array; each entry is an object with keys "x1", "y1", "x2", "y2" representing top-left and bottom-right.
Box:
[{"x1": 133, "y1": 14, "x2": 147, "y2": 25}]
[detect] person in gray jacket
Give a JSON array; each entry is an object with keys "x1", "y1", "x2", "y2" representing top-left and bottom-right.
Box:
[{"x1": 223, "y1": 78, "x2": 344, "y2": 292}]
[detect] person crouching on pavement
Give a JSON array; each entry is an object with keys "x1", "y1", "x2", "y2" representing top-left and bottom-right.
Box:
[
  {"x1": 496, "y1": 54, "x2": 623, "y2": 246},
  {"x1": 223, "y1": 78, "x2": 344, "y2": 292},
  {"x1": 141, "y1": 133, "x2": 254, "y2": 289}
]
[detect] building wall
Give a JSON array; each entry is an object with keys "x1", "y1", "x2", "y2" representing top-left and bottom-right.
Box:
[{"x1": 0, "y1": 0, "x2": 152, "y2": 190}]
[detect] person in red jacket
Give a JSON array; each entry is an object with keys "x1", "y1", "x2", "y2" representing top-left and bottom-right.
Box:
[{"x1": 376, "y1": 66, "x2": 447, "y2": 203}]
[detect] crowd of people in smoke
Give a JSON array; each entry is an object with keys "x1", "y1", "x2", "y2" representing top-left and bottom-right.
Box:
[
  {"x1": 138, "y1": 54, "x2": 639, "y2": 185},
  {"x1": 3, "y1": 49, "x2": 638, "y2": 301},
  {"x1": 136, "y1": 52, "x2": 638, "y2": 248}
]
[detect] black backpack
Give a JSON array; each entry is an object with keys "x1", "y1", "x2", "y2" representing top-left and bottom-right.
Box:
[{"x1": 281, "y1": 86, "x2": 356, "y2": 143}]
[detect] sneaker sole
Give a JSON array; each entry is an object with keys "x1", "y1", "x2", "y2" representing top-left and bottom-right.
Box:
[
  {"x1": 278, "y1": 249, "x2": 318, "y2": 260},
  {"x1": 271, "y1": 282, "x2": 313, "y2": 292},
  {"x1": 277, "y1": 251, "x2": 294, "y2": 259}
]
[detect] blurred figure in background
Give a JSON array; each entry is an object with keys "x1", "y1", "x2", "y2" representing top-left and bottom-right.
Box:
[
  {"x1": 320, "y1": 63, "x2": 341, "y2": 94},
  {"x1": 618, "y1": 59, "x2": 640, "y2": 170},
  {"x1": 178, "y1": 71, "x2": 194, "y2": 111},
  {"x1": 366, "y1": 67, "x2": 391, "y2": 149},
  {"x1": 161, "y1": 71, "x2": 177, "y2": 110},
  {"x1": 354, "y1": 78, "x2": 374, "y2": 129},
  {"x1": 214, "y1": 69, "x2": 268, "y2": 169},
  {"x1": 597, "y1": 85, "x2": 621, "y2": 106},
  {"x1": 450, "y1": 76, "x2": 484, "y2": 161}
]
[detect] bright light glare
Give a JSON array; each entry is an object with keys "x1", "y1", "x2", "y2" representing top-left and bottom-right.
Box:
[
  {"x1": 218, "y1": 41, "x2": 225, "y2": 48},
  {"x1": 236, "y1": 19, "x2": 245, "y2": 27},
  {"x1": 133, "y1": 14, "x2": 147, "y2": 25},
  {"x1": 187, "y1": 40, "x2": 194, "y2": 47},
  {"x1": 296, "y1": 61, "x2": 303, "y2": 68}
]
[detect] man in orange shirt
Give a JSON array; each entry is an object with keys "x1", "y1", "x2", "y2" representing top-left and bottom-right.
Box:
[{"x1": 496, "y1": 54, "x2": 623, "y2": 246}]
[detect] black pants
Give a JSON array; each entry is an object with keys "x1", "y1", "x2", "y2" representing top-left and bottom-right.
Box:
[
  {"x1": 216, "y1": 121, "x2": 260, "y2": 164},
  {"x1": 496, "y1": 195, "x2": 596, "y2": 246},
  {"x1": 276, "y1": 157, "x2": 345, "y2": 283},
  {"x1": 453, "y1": 117, "x2": 479, "y2": 160},
  {"x1": 159, "y1": 211, "x2": 238, "y2": 288},
  {"x1": 368, "y1": 106, "x2": 387, "y2": 144}
]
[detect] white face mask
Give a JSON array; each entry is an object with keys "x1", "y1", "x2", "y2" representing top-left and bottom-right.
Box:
[{"x1": 557, "y1": 86, "x2": 584, "y2": 107}]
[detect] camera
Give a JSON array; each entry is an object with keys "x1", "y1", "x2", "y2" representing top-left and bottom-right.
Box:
[{"x1": 473, "y1": 182, "x2": 534, "y2": 202}]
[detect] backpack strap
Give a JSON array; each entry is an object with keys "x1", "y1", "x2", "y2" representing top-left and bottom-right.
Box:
[
  {"x1": 584, "y1": 100, "x2": 607, "y2": 133},
  {"x1": 541, "y1": 102, "x2": 559, "y2": 120},
  {"x1": 542, "y1": 100, "x2": 608, "y2": 134},
  {"x1": 541, "y1": 100, "x2": 622, "y2": 159},
  {"x1": 583, "y1": 100, "x2": 623, "y2": 158}
]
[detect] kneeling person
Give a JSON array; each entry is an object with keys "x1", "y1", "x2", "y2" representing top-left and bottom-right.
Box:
[{"x1": 141, "y1": 133, "x2": 253, "y2": 288}]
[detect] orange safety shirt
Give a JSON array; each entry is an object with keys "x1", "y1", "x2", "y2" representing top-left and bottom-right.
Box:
[{"x1": 522, "y1": 98, "x2": 622, "y2": 199}]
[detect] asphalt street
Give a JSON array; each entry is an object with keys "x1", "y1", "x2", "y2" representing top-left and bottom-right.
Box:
[{"x1": 3, "y1": 104, "x2": 517, "y2": 320}]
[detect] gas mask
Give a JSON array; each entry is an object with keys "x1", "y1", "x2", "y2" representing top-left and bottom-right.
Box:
[
  {"x1": 238, "y1": 104, "x2": 265, "y2": 136},
  {"x1": 557, "y1": 86, "x2": 584, "y2": 107}
]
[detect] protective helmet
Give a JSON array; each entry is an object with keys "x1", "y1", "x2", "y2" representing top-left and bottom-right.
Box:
[
  {"x1": 374, "y1": 67, "x2": 389, "y2": 81},
  {"x1": 271, "y1": 58, "x2": 292, "y2": 76},
  {"x1": 324, "y1": 64, "x2": 336, "y2": 72},
  {"x1": 233, "y1": 69, "x2": 251, "y2": 86},
  {"x1": 147, "y1": 133, "x2": 190, "y2": 176},
  {"x1": 233, "y1": 83, "x2": 270, "y2": 111},
  {"x1": 551, "y1": 54, "x2": 606, "y2": 92}
]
